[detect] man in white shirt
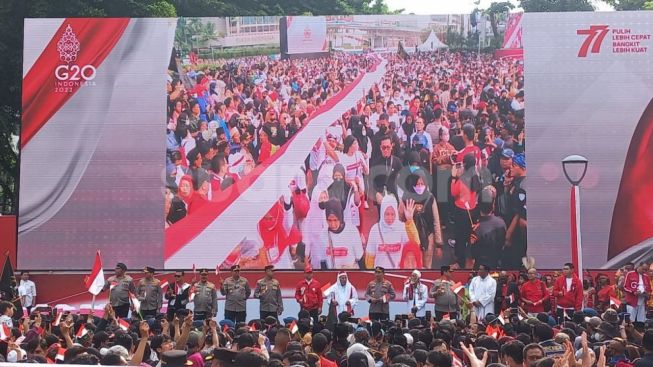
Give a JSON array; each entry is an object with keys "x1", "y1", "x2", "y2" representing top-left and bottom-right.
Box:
[
  {"x1": 0, "y1": 300, "x2": 15, "y2": 327},
  {"x1": 18, "y1": 271, "x2": 37, "y2": 315},
  {"x1": 469, "y1": 264, "x2": 497, "y2": 319},
  {"x1": 403, "y1": 270, "x2": 429, "y2": 318}
]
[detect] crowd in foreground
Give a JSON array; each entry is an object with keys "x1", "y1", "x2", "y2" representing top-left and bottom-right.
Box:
[
  {"x1": 0, "y1": 260, "x2": 651, "y2": 367},
  {"x1": 165, "y1": 49, "x2": 527, "y2": 271}
]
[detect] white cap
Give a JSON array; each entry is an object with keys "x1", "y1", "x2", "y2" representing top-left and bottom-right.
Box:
[{"x1": 412, "y1": 269, "x2": 421, "y2": 278}]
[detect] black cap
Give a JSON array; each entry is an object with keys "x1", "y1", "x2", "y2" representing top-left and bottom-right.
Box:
[
  {"x1": 264, "y1": 316, "x2": 278, "y2": 326},
  {"x1": 212, "y1": 348, "x2": 237, "y2": 364},
  {"x1": 199, "y1": 268, "x2": 209, "y2": 275},
  {"x1": 375, "y1": 266, "x2": 385, "y2": 273},
  {"x1": 161, "y1": 350, "x2": 192, "y2": 367},
  {"x1": 408, "y1": 318, "x2": 424, "y2": 329},
  {"x1": 143, "y1": 266, "x2": 155, "y2": 274},
  {"x1": 264, "y1": 265, "x2": 275, "y2": 271},
  {"x1": 116, "y1": 263, "x2": 127, "y2": 271},
  {"x1": 230, "y1": 265, "x2": 241, "y2": 271}
]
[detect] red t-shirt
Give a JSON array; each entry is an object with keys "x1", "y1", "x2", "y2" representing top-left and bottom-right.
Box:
[{"x1": 320, "y1": 356, "x2": 338, "y2": 367}]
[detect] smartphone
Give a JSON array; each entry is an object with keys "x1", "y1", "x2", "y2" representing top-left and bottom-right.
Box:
[
  {"x1": 425, "y1": 311, "x2": 432, "y2": 323},
  {"x1": 624, "y1": 313, "x2": 631, "y2": 323}
]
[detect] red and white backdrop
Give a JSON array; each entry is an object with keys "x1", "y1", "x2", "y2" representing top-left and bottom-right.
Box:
[
  {"x1": 523, "y1": 11, "x2": 653, "y2": 269},
  {"x1": 16, "y1": 14, "x2": 653, "y2": 272}
]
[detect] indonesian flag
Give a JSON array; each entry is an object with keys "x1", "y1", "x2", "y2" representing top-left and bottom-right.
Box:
[
  {"x1": 215, "y1": 265, "x2": 220, "y2": 276},
  {"x1": 249, "y1": 323, "x2": 257, "y2": 332},
  {"x1": 321, "y1": 282, "x2": 332, "y2": 297},
  {"x1": 382, "y1": 294, "x2": 388, "y2": 303},
  {"x1": 160, "y1": 280, "x2": 169, "y2": 291},
  {"x1": 52, "y1": 311, "x2": 63, "y2": 327},
  {"x1": 289, "y1": 320, "x2": 299, "y2": 334},
  {"x1": 223, "y1": 324, "x2": 229, "y2": 333},
  {"x1": 84, "y1": 251, "x2": 105, "y2": 296},
  {"x1": 452, "y1": 282, "x2": 464, "y2": 294},
  {"x1": 129, "y1": 292, "x2": 141, "y2": 312},
  {"x1": 442, "y1": 313, "x2": 450, "y2": 321},
  {"x1": 508, "y1": 294, "x2": 515, "y2": 304},
  {"x1": 189, "y1": 285, "x2": 196, "y2": 302},
  {"x1": 451, "y1": 351, "x2": 464, "y2": 367},
  {"x1": 56, "y1": 347, "x2": 66, "y2": 362},
  {"x1": 0, "y1": 324, "x2": 10, "y2": 340},
  {"x1": 118, "y1": 318, "x2": 130, "y2": 331},
  {"x1": 486, "y1": 324, "x2": 504, "y2": 339},
  {"x1": 607, "y1": 99, "x2": 653, "y2": 267},
  {"x1": 76, "y1": 325, "x2": 88, "y2": 339},
  {"x1": 610, "y1": 296, "x2": 622, "y2": 308}
]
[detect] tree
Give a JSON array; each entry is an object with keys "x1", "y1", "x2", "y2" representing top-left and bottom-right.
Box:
[
  {"x1": 486, "y1": 2, "x2": 514, "y2": 41},
  {"x1": 519, "y1": 0, "x2": 595, "y2": 12},
  {"x1": 0, "y1": 0, "x2": 397, "y2": 214},
  {"x1": 601, "y1": 0, "x2": 645, "y2": 9}
]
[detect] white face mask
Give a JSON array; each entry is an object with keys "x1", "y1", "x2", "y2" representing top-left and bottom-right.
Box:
[{"x1": 414, "y1": 185, "x2": 426, "y2": 195}]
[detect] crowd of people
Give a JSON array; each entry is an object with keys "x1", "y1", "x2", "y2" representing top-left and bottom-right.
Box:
[
  {"x1": 165, "y1": 49, "x2": 527, "y2": 272},
  {"x1": 0, "y1": 261, "x2": 651, "y2": 367}
]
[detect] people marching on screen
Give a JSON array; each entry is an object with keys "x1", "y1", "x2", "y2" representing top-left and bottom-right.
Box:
[{"x1": 165, "y1": 49, "x2": 527, "y2": 271}]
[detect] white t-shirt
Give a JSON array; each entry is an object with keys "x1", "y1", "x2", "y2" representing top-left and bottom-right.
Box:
[
  {"x1": 337, "y1": 151, "x2": 367, "y2": 183},
  {"x1": 18, "y1": 280, "x2": 36, "y2": 307},
  {"x1": 367, "y1": 223, "x2": 409, "y2": 269},
  {"x1": 0, "y1": 314, "x2": 13, "y2": 328},
  {"x1": 565, "y1": 278, "x2": 572, "y2": 291},
  {"x1": 320, "y1": 225, "x2": 363, "y2": 269}
]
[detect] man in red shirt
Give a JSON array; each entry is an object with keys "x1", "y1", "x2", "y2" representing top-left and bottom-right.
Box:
[
  {"x1": 295, "y1": 265, "x2": 323, "y2": 324},
  {"x1": 520, "y1": 268, "x2": 549, "y2": 314},
  {"x1": 553, "y1": 263, "x2": 583, "y2": 322},
  {"x1": 622, "y1": 262, "x2": 651, "y2": 322},
  {"x1": 455, "y1": 123, "x2": 482, "y2": 168}
]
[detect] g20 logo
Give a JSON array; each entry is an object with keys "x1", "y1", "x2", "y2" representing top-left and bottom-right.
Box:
[
  {"x1": 55, "y1": 64, "x2": 97, "y2": 81},
  {"x1": 54, "y1": 24, "x2": 97, "y2": 82}
]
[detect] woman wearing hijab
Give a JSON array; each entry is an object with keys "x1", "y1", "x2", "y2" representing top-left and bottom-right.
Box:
[
  {"x1": 399, "y1": 168, "x2": 443, "y2": 269},
  {"x1": 399, "y1": 113, "x2": 416, "y2": 149},
  {"x1": 322, "y1": 164, "x2": 361, "y2": 226},
  {"x1": 176, "y1": 175, "x2": 194, "y2": 211},
  {"x1": 324, "y1": 272, "x2": 359, "y2": 315},
  {"x1": 365, "y1": 195, "x2": 419, "y2": 269},
  {"x1": 318, "y1": 198, "x2": 363, "y2": 269}
]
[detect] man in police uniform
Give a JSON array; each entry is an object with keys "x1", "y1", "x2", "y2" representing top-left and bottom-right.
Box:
[
  {"x1": 220, "y1": 265, "x2": 251, "y2": 323},
  {"x1": 136, "y1": 266, "x2": 162, "y2": 319},
  {"x1": 365, "y1": 266, "x2": 396, "y2": 321},
  {"x1": 165, "y1": 270, "x2": 190, "y2": 321},
  {"x1": 503, "y1": 153, "x2": 527, "y2": 269},
  {"x1": 192, "y1": 269, "x2": 217, "y2": 321},
  {"x1": 102, "y1": 263, "x2": 136, "y2": 318},
  {"x1": 254, "y1": 265, "x2": 283, "y2": 320}
]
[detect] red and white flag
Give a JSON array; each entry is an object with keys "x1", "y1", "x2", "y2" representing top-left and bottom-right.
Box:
[
  {"x1": 321, "y1": 282, "x2": 332, "y2": 297},
  {"x1": 451, "y1": 351, "x2": 464, "y2": 367},
  {"x1": 289, "y1": 320, "x2": 299, "y2": 334},
  {"x1": 189, "y1": 285, "x2": 196, "y2": 302},
  {"x1": 84, "y1": 250, "x2": 105, "y2": 296},
  {"x1": 249, "y1": 323, "x2": 257, "y2": 332},
  {"x1": 442, "y1": 313, "x2": 450, "y2": 321},
  {"x1": 192, "y1": 264, "x2": 196, "y2": 275},
  {"x1": 382, "y1": 294, "x2": 388, "y2": 303},
  {"x1": 76, "y1": 325, "x2": 88, "y2": 339},
  {"x1": 118, "y1": 318, "x2": 130, "y2": 331},
  {"x1": 610, "y1": 296, "x2": 622, "y2": 308},
  {"x1": 0, "y1": 325, "x2": 11, "y2": 340},
  {"x1": 452, "y1": 282, "x2": 464, "y2": 294},
  {"x1": 508, "y1": 294, "x2": 515, "y2": 304},
  {"x1": 129, "y1": 292, "x2": 141, "y2": 312},
  {"x1": 55, "y1": 347, "x2": 66, "y2": 361},
  {"x1": 160, "y1": 280, "x2": 169, "y2": 291}
]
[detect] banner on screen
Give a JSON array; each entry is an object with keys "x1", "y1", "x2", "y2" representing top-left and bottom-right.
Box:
[{"x1": 17, "y1": 13, "x2": 653, "y2": 271}]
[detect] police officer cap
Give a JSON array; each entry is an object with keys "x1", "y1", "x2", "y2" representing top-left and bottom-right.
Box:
[
  {"x1": 374, "y1": 266, "x2": 385, "y2": 273},
  {"x1": 283, "y1": 316, "x2": 297, "y2": 325},
  {"x1": 212, "y1": 348, "x2": 237, "y2": 364},
  {"x1": 199, "y1": 268, "x2": 209, "y2": 275},
  {"x1": 116, "y1": 263, "x2": 127, "y2": 271},
  {"x1": 218, "y1": 319, "x2": 235, "y2": 330},
  {"x1": 264, "y1": 316, "x2": 278, "y2": 326},
  {"x1": 230, "y1": 265, "x2": 241, "y2": 271},
  {"x1": 161, "y1": 350, "x2": 192, "y2": 367},
  {"x1": 264, "y1": 265, "x2": 275, "y2": 271},
  {"x1": 143, "y1": 266, "x2": 155, "y2": 273}
]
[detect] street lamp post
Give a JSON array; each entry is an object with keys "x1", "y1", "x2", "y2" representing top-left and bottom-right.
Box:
[{"x1": 562, "y1": 155, "x2": 589, "y2": 280}]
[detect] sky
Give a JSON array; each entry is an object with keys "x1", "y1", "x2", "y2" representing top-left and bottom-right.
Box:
[{"x1": 384, "y1": 0, "x2": 614, "y2": 15}]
